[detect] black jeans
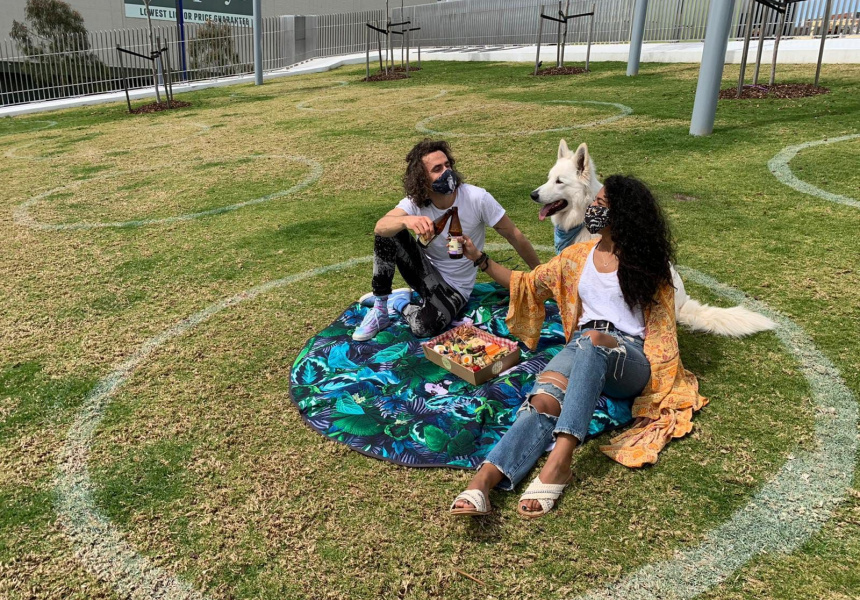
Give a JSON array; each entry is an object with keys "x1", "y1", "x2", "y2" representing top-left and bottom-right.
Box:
[{"x1": 371, "y1": 230, "x2": 467, "y2": 338}]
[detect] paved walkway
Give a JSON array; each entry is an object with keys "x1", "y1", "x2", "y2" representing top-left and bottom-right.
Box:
[{"x1": 3, "y1": 37, "x2": 858, "y2": 117}]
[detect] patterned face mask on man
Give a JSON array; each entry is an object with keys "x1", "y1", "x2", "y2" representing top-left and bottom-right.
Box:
[
  {"x1": 431, "y1": 169, "x2": 457, "y2": 195},
  {"x1": 584, "y1": 204, "x2": 610, "y2": 234}
]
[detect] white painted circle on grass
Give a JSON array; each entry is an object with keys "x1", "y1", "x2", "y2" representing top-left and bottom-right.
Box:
[
  {"x1": 415, "y1": 100, "x2": 634, "y2": 138},
  {"x1": 0, "y1": 119, "x2": 58, "y2": 135},
  {"x1": 768, "y1": 133, "x2": 860, "y2": 209},
  {"x1": 5, "y1": 122, "x2": 212, "y2": 162},
  {"x1": 231, "y1": 80, "x2": 348, "y2": 100},
  {"x1": 573, "y1": 265, "x2": 858, "y2": 600},
  {"x1": 55, "y1": 249, "x2": 856, "y2": 600},
  {"x1": 298, "y1": 88, "x2": 448, "y2": 112},
  {"x1": 13, "y1": 154, "x2": 323, "y2": 231}
]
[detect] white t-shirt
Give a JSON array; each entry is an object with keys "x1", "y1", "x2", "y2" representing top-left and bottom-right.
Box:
[
  {"x1": 396, "y1": 183, "x2": 506, "y2": 299},
  {"x1": 577, "y1": 246, "x2": 645, "y2": 337}
]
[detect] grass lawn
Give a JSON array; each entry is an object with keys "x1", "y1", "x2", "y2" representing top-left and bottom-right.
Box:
[{"x1": 0, "y1": 60, "x2": 858, "y2": 600}]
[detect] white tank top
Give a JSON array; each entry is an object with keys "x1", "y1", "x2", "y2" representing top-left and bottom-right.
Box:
[{"x1": 577, "y1": 246, "x2": 645, "y2": 337}]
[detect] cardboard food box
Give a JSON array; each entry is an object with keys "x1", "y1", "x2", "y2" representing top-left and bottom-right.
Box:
[{"x1": 422, "y1": 324, "x2": 521, "y2": 386}]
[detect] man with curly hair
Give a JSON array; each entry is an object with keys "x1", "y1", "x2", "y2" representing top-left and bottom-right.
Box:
[{"x1": 353, "y1": 139, "x2": 540, "y2": 341}]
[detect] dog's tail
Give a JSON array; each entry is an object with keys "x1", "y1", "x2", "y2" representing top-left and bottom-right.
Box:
[{"x1": 676, "y1": 299, "x2": 776, "y2": 337}]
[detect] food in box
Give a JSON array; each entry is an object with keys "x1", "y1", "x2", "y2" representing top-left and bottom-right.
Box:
[{"x1": 423, "y1": 324, "x2": 521, "y2": 385}]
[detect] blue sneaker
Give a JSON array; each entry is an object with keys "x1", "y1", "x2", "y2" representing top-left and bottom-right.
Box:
[
  {"x1": 358, "y1": 288, "x2": 413, "y2": 316},
  {"x1": 352, "y1": 305, "x2": 391, "y2": 341},
  {"x1": 387, "y1": 289, "x2": 413, "y2": 315}
]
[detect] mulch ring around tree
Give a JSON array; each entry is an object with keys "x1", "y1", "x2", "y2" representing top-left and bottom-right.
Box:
[
  {"x1": 534, "y1": 66, "x2": 589, "y2": 76},
  {"x1": 130, "y1": 100, "x2": 192, "y2": 114},
  {"x1": 719, "y1": 83, "x2": 830, "y2": 100},
  {"x1": 363, "y1": 71, "x2": 410, "y2": 82}
]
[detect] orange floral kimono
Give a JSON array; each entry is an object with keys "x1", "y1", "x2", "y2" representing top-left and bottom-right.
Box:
[{"x1": 506, "y1": 238, "x2": 707, "y2": 468}]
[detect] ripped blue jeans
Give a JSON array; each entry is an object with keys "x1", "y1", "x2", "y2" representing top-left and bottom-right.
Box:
[{"x1": 482, "y1": 328, "x2": 651, "y2": 491}]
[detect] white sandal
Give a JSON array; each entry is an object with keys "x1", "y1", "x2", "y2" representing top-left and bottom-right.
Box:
[
  {"x1": 449, "y1": 489, "x2": 491, "y2": 516},
  {"x1": 517, "y1": 475, "x2": 572, "y2": 519}
]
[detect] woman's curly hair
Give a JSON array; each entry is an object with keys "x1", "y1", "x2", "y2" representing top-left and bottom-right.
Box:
[
  {"x1": 603, "y1": 175, "x2": 675, "y2": 310},
  {"x1": 403, "y1": 139, "x2": 463, "y2": 207}
]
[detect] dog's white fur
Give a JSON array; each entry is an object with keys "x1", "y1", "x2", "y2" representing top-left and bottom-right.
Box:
[{"x1": 530, "y1": 140, "x2": 775, "y2": 337}]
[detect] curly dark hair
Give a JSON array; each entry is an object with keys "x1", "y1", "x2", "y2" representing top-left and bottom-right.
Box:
[
  {"x1": 402, "y1": 139, "x2": 463, "y2": 207},
  {"x1": 603, "y1": 175, "x2": 675, "y2": 310}
]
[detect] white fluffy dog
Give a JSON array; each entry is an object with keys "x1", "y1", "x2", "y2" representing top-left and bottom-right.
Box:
[{"x1": 531, "y1": 140, "x2": 775, "y2": 337}]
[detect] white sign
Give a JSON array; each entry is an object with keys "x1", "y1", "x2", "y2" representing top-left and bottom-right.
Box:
[{"x1": 125, "y1": 4, "x2": 252, "y2": 27}]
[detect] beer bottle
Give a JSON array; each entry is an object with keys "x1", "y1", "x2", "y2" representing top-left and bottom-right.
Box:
[
  {"x1": 417, "y1": 209, "x2": 452, "y2": 248},
  {"x1": 447, "y1": 206, "x2": 464, "y2": 259}
]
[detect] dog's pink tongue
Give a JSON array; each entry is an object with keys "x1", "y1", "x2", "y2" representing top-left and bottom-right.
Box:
[{"x1": 538, "y1": 203, "x2": 554, "y2": 221}]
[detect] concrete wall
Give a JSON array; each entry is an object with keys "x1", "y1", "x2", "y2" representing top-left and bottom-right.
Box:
[{"x1": 0, "y1": 0, "x2": 434, "y2": 39}]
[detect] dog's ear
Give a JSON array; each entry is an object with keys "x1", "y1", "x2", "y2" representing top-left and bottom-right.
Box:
[
  {"x1": 574, "y1": 143, "x2": 591, "y2": 178},
  {"x1": 557, "y1": 139, "x2": 571, "y2": 160}
]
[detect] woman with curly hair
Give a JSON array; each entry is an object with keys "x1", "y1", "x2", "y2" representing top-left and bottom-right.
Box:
[{"x1": 451, "y1": 175, "x2": 706, "y2": 518}]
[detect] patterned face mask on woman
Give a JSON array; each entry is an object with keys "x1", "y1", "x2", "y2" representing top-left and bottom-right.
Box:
[
  {"x1": 584, "y1": 204, "x2": 610, "y2": 234},
  {"x1": 431, "y1": 169, "x2": 457, "y2": 195}
]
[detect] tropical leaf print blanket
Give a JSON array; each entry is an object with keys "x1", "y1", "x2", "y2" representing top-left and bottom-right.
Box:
[{"x1": 289, "y1": 283, "x2": 634, "y2": 468}]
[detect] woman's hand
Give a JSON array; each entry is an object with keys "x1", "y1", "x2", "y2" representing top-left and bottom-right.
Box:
[{"x1": 462, "y1": 235, "x2": 481, "y2": 262}]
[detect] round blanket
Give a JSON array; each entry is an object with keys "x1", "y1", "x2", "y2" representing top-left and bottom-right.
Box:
[{"x1": 289, "y1": 283, "x2": 633, "y2": 468}]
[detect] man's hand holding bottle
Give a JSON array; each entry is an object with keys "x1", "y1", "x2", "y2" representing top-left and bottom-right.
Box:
[{"x1": 404, "y1": 215, "x2": 434, "y2": 238}]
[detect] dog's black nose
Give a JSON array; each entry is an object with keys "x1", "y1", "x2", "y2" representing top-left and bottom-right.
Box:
[{"x1": 530, "y1": 190, "x2": 540, "y2": 201}]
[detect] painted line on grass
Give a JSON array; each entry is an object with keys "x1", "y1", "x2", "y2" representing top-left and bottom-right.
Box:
[
  {"x1": 416, "y1": 100, "x2": 633, "y2": 138},
  {"x1": 575, "y1": 266, "x2": 858, "y2": 600},
  {"x1": 768, "y1": 133, "x2": 860, "y2": 209},
  {"x1": 54, "y1": 251, "x2": 856, "y2": 600},
  {"x1": 0, "y1": 119, "x2": 58, "y2": 135},
  {"x1": 54, "y1": 256, "x2": 373, "y2": 600},
  {"x1": 13, "y1": 154, "x2": 323, "y2": 231},
  {"x1": 5, "y1": 122, "x2": 212, "y2": 162},
  {"x1": 231, "y1": 80, "x2": 349, "y2": 100},
  {"x1": 298, "y1": 88, "x2": 448, "y2": 112}
]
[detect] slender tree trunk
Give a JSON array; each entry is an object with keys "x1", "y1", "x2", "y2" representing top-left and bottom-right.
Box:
[{"x1": 143, "y1": 0, "x2": 161, "y2": 102}]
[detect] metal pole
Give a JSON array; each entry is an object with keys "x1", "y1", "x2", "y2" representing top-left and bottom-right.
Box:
[
  {"x1": 365, "y1": 24, "x2": 371, "y2": 80},
  {"x1": 535, "y1": 6, "x2": 544, "y2": 75},
  {"x1": 690, "y1": 0, "x2": 737, "y2": 135},
  {"x1": 753, "y1": 5, "x2": 768, "y2": 85},
  {"x1": 815, "y1": 0, "x2": 833, "y2": 86},
  {"x1": 585, "y1": 3, "x2": 595, "y2": 71},
  {"x1": 253, "y1": 0, "x2": 262, "y2": 85},
  {"x1": 405, "y1": 28, "x2": 410, "y2": 75},
  {"x1": 769, "y1": 6, "x2": 787, "y2": 85},
  {"x1": 737, "y1": 0, "x2": 755, "y2": 98},
  {"x1": 117, "y1": 46, "x2": 132, "y2": 113},
  {"x1": 627, "y1": 0, "x2": 649, "y2": 76}
]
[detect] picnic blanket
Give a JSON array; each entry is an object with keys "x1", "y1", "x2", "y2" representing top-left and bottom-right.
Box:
[{"x1": 289, "y1": 283, "x2": 634, "y2": 468}]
